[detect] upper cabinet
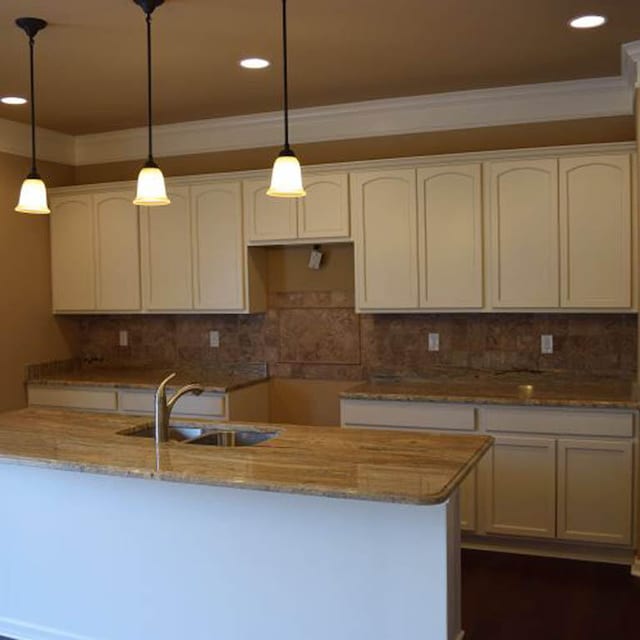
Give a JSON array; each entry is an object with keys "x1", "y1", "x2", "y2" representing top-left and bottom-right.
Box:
[
  {"x1": 140, "y1": 187, "x2": 193, "y2": 311},
  {"x1": 244, "y1": 172, "x2": 350, "y2": 244},
  {"x1": 559, "y1": 155, "x2": 632, "y2": 309},
  {"x1": 352, "y1": 169, "x2": 419, "y2": 310},
  {"x1": 140, "y1": 181, "x2": 265, "y2": 313},
  {"x1": 417, "y1": 164, "x2": 483, "y2": 308},
  {"x1": 487, "y1": 158, "x2": 559, "y2": 308},
  {"x1": 50, "y1": 191, "x2": 140, "y2": 313}
]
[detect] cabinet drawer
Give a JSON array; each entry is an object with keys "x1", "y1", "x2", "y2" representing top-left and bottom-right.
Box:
[
  {"x1": 341, "y1": 399, "x2": 475, "y2": 431},
  {"x1": 479, "y1": 406, "x2": 634, "y2": 437},
  {"x1": 28, "y1": 386, "x2": 117, "y2": 412},
  {"x1": 119, "y1": 389, "x2": 227, "y2": 418}
]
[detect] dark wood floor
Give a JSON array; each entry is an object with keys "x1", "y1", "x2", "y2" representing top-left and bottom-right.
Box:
[
  {"x1": 1, "y1": 551, "x2": 638, "y2": 640},
  {"x1": 462, "y1": 549, "x2": 640, "y2": 640}
]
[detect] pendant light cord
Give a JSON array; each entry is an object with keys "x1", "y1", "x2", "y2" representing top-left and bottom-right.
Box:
[
  {"x1": 28, "y1": 34, "x2": 37, "y2": 176},
  {"x1": 146, "y1": 11, "x2": 154, "y2": 164},
  {"x1": 282, "y1": 0, "x2": 290, "y2": 152}
]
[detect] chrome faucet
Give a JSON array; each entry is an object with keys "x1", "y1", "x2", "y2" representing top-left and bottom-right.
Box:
[{"x1": 154, "y1": 372, "x2": 204, "y2": 443}]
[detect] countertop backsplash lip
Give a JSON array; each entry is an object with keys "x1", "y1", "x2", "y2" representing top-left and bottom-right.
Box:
[
  {"x1": 25, "y1": 360, "x2": 269, "y2": 393},
  {"x1": 341, "y1": 368, "x2": 640, "y2": 410}
]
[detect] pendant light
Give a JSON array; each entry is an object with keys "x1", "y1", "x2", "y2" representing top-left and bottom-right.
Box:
[
  {"x1": 267, "y1": 0, "x2": 306, "y2": 198},
  {"x1": 15, "y1": 17, "x2": 50, "y2": 215},
  {"x1": 133, "y1": 0, "x2": 170, "y2": 206}
]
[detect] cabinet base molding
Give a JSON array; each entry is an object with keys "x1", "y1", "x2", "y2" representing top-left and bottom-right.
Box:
[
  {"x1": 632, "y1": 555, "x2": 640, "y2": 578},
  {"x1": 462, "y1": 534, "x2": 634, "y2": 567}
]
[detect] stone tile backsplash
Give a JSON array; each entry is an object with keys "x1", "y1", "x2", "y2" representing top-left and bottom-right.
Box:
[{"x1": 59, "y1": 291, "x2": 637, "y2": 380}]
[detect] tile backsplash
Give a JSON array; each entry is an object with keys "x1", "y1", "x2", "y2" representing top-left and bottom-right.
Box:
[{"x1": 59, "y1": 290, "x2": 637, "y2": 380}]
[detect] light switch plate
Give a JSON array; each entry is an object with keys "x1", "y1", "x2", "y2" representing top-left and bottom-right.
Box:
[
  {"x1": 118, "y1": 330, "x2": 128, "y2": 347},
  {"x1": 209, "y1": 330, "x2": 220, "y2": 348},
  {"x1": 541, "y1": 334, "x2": 553, "y2": 354},
  {"x1": 428, "y1": 333, "x2": 440, "y2": 352}
]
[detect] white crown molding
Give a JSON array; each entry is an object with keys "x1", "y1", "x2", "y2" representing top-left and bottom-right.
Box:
[
  {"x1": 0, "y1": 118, "x2": 75, "y2": 165},
  {"x1": 74, "y1": 75, "x2": 633, "y2": 166},
  {"x1": 622, "y1": 40, "x2": 640, "y2": 88}
]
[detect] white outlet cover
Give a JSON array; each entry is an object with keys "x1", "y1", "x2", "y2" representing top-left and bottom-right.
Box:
[
  {"x1": 118, "y1": 330, "x2": 128, "y2": 347},
  {"x1": 209, "y1": 330, "x2": 220, "y2": 348},
  {"x1": 541, "y1": 334, "x2": 553, "y2": 354},
  {"x1": 428, "y1": 333, "x2": 440, "y2": 352}
]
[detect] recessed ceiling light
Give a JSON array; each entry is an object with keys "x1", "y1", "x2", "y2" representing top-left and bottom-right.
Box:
[
  {"x1": 240, "y1": 58, "x2": 270, "y2": 69},
  {"x1": 1, "y1": 96, "x2": 27, "y2": 105},
  {"x1": 569, "y1": 14, "x2": 607, "y2": 29}
]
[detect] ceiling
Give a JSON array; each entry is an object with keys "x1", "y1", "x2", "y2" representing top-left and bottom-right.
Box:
[{"x1": 0, "y1": 0, "x2": 639, "y2": 136}]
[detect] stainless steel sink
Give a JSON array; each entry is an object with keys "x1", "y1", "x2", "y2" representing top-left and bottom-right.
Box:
[
  {"x1": 117, "y1": 422, "x2": 207, "y2": 442},
  {"x1": 187, "y1": 429, "x2": 279, "y2": 447},
  {"x1": 117, "y1": 422, "x2": 279, "y2": 446}
]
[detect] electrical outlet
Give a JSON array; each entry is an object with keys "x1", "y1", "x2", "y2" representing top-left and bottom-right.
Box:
[
  {"x1": 541, "y1": 334, "x2": 553, "y2": 354},
  {"x1": 118, "y1": 330, "x2": 128, "y2": 347},
  {"x1": 209, "y1": 330, "x2": 220, "y2": 348},
  {"x1": 428, "y1": 332, "x2": 440, "y2": 352}
]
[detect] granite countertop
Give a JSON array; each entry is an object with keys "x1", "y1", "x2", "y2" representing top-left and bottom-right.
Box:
[
  {"x1": 341, "y1": 371, "x2": 640, "y2": 410},
  {"x1": 0, "y1": 408, "x2": 491, "y2": 505},
  {"x1": 27, "y1": 367, "x2": 269, "y2": 394}
]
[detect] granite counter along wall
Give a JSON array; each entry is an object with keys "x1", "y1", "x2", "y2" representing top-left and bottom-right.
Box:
[{"x1": 56, "y1": 294, "x2": 637, "y2": 424}]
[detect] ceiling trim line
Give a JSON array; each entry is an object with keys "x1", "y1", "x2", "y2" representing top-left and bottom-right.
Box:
[
  {"x1": 0, "y1": 118, "x2": 75, "y2": 166},
  {"x1": 73, "y1": 75, "x2": 634, "y2": 166}
]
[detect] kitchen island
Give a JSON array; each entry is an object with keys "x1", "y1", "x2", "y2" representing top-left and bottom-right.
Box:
[{"x1": 0, "y1": 408, "x2": 491, "y2": 640}]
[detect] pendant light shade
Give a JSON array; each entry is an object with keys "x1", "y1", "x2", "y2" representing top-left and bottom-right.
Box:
[
  {"x1": 16, "y1": 175, "x2": 50, "y2": 214},
  {"x1": 14, "y1": 17, "x2": 49, "y2": 215},
  {"x1": 134, "y1": 162, "x2": 170, "y2": 206},
  {"x1": 133, "y1": 0, "x2": 170, "y2": 207},
  {"x1": 268, "y1": 0, "x2": 306, "y2": 198}
]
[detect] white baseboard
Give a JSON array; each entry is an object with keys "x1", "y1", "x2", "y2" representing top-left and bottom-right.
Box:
[
  {"x1": 0, "y1": 618, "x2": 94, "y2": 640},
  {"x1": 462, "y1": 535, "x2": 634, "y2": 566},
  {"x1": 632, "y1": 556, "x2": 640, "y2": 578}
]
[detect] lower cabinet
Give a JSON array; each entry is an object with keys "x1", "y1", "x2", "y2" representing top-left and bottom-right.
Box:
[
  {"x1": 557, "y1": 438, "x2": 633, "y2": 545},
  {"x1": 340, "y1": 398, "x2": 637, "y2": 549},
  {"x1": 27, "y1": 382, "x2": 270, "y2": 423},
  {"x1": 482, "y1": 436, "x2": 556, "y2": 538}
]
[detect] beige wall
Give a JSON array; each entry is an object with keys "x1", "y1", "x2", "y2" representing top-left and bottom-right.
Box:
[{"x1": 0, "y1": 152, "x2": 74, "y2": 410}]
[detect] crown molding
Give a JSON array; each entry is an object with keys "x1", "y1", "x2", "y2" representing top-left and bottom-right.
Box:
[
  {"x1": 622, "y1": 40, "x2": 640, "y2": 88},
  {"x1": 74, "y1": 75, "x2": 633, "y2": 166},
  {"x1": 0, "y1": 118, "x2": 75, "y2": 166}
]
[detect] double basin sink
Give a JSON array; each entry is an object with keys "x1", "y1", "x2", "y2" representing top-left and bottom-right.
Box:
[{"x1": 117, "y1": 423, "x2": 279, "y2": 447}]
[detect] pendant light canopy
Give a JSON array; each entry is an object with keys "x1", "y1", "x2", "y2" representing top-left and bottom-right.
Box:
[
  {"x1": 15, "y1": 17, "x2": 50, "y2": 215},
  {"x1": 267, "y1": 0, "x2": 306, "y2": 198},
  {"x1": 133, "y1": 0, "x2": 170, "y2": 207}
]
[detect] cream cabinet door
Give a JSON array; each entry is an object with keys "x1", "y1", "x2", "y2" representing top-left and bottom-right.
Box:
[
  {"x1": 94, "y1": 192, "x2": 141, "y2": 311},
  {"x1": 488, "y1": 159, "x2": 559, "y2": 308},
  {"x1": 298, "y1": 172, "x2": 350, "y2": 239},
  {"x1": 191, "y1": 182, "x2": 245, "y2": 311},
  {"x1": 417, "y1": 164, "x2": 483, "y2": 308},
  {"x1": 559, "y1": 155, "x2": 632, "y2": 308},
  {"x1": 50, "y1": 194, "x2": 96, "y2": 312},
  {"x1": 140, "y1": 187, "x2": 193, "y2": 310},
  {"x1": 243, "y1": 179, "x2": 297, "y2": 242},
  {"x1": 482, "y1": 436, "x2": 556, "y2": 538},
  {"x1": 352, "y1": 169, "x2": 419, "y2": 310},
  {"x1": 557, "y1": 438, "x2": 633, "y2": 545}
]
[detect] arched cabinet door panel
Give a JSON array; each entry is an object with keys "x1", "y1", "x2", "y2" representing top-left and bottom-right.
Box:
[
  {"x1": 559, "y1": 154, "x2": 632, "y2": 309},
  {"x1": 417, "y1": 164, "x2": 483, "y2": 308},
  {"x1": 487, "y1": 158, "x2": 559, "y2": 309},
  {"x1": 351, "y1": 169, "x2": 419, "y2": 310}
]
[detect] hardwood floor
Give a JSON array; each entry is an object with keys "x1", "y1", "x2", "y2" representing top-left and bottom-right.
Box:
[
  {"x1": 462, "y1": 549, "x2": 640, "y2": 640},
  {"x1": 1, "y1": 552, "x2": 638, "y2": 640}
]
